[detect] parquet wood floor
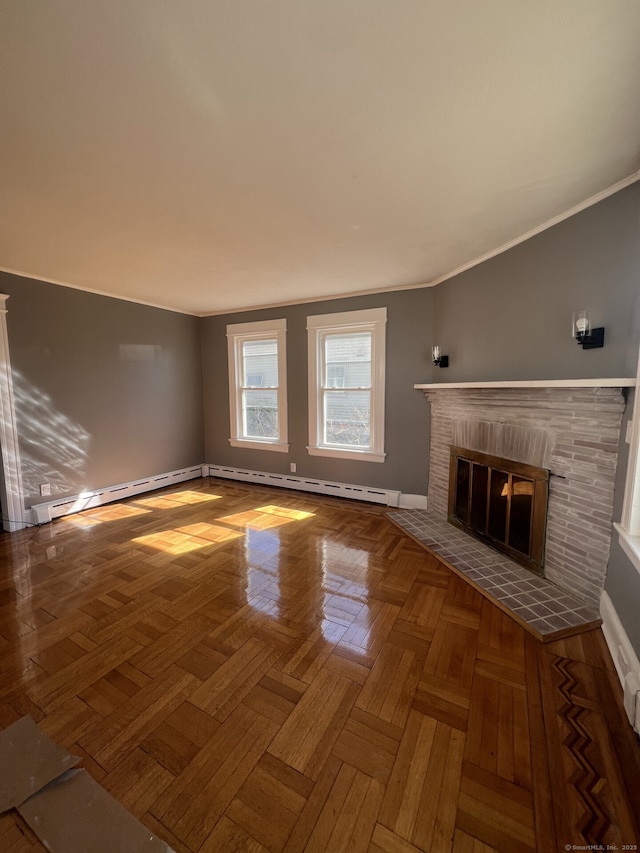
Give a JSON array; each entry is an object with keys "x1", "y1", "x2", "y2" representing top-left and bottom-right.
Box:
[{"x1": 0, "y1": 478, "x2": 639, "y2": 852}]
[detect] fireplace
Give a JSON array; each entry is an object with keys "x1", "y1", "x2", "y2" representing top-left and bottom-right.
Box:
[
  {"x1": 448, "y1": 446, "x2": 548, "y2": 576},
  {"x1": 415, "y1": 383, "x2": 629, "y2": 606}
]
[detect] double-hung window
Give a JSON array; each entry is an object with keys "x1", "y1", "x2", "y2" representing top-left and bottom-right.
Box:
[
  {"x1": 307, "y1": 307, "x2": 386, "y2": 463},
  {"x1": 227, "y1": 319, "x2": 288, "y2": 452}
]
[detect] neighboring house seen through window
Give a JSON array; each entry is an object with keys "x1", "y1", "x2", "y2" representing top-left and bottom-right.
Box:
[{"x1": 227, "y1": 319, "x2": 289, "y2": 452}]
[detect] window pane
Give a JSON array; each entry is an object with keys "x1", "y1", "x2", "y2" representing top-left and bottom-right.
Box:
[
  {"x1": 324, "y1": 333, "x2": 371, "y2": 388},
  {"x1": 243, "y1": 339, "x2": 278, "y2": 387},
  {"x1": 326, "y1": 364, "x2": 345, "y2": 388},
  {"x1": 324, "y1": 390, "x2": 371, "y2": 447},
  {"x1": 243, "y1": 389, "x2": 278, "y2": 438}
]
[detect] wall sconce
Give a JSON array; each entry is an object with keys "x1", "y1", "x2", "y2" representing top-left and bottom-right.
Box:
[
  {"x1": 432, "y1": 345, "x2": 449, "y2": 368},
  {"x1": 572, "y1": 310, "x2": 604, "y2": 349}
]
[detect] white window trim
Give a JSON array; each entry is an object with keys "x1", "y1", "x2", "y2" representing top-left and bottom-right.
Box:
[
  {"x1": 614, "y1": 345, "x2": 640, "y2": 575},
  {"x1": 307, "y1": 307, "x2": 386, "y2": 463},
  {"x1": 227, "y1": 318, "x2": 289, "y2": 453}
]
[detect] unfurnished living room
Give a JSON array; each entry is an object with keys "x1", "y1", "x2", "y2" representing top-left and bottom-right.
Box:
[{"x1": 1, "y1": 2, "x2": 640, "y2": 851}]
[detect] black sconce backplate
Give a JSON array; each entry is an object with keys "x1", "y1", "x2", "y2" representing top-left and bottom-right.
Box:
[{"x1": 577, "y1": 327, "x2": 605, "y2": 349}]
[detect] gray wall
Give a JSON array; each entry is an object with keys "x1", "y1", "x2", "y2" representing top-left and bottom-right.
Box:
[
  {"x1": 605, "y1": 389, "x2": 640, "y2": 652},
  {"x1": 433, "y1": 182, "x2": 640, "y2": 382},
  {"x1": 202, "y1": 289, "x2": 435, "y2": 496},
  {"x1": 600, "y1": 187, "x2": 640, "y2": 656},
  {"x1": 1, "y1": 272, "x2": 204, "y2": 507}
]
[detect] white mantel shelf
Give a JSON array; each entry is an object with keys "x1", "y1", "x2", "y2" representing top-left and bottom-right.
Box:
[{"x1": 415, "y1": 378, "x2": 636, "y2": 390}]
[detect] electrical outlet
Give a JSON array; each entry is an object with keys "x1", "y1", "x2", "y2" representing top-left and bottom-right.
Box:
[
  {"x1": 290, "y1": 463, "x2": 297, "y2": 473},
  {"x1": 39, "y1": 483, "x2": 51, "y2": 497}
]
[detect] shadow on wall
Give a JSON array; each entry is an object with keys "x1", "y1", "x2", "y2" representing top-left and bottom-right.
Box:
[{"x1": 12, "y1": 370, "x2": 91, "y2": 499}]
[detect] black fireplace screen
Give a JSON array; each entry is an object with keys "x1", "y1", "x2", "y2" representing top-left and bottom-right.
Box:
[{"x1": 448, "y1": 446, "x2": 549, "y2": 576}]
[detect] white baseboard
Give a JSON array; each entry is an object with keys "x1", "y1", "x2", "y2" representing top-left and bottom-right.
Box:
[
  {"x1": 600, "y1": 590, "x2": 640, "y2": 733},
  {"x1": 28, "y1": 459, "x2": 428, "y2": 523},
  {"x1": 30, "y1": 464, "x2": 207, "y2": 524},
  {"x1": 207, "y1": 463, "x2": 418, "y2": 508}
]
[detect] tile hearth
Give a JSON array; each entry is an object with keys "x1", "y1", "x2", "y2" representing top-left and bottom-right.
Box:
[{"x1": 387, "y1": 508, "x2": 601, "y2": 642}]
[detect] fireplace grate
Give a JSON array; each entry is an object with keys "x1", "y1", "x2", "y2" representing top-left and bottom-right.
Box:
[{"x1": 448, "y1": 446, "x2": 549, "y2": 576}]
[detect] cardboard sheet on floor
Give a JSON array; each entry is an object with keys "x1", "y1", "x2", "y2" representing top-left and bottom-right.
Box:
[
  {"x1": 0, "y1": 715, "x2": 80, "y2": 813},
  {"x1": 18, "y1": 768, "x2": 175, "y2": 853}
]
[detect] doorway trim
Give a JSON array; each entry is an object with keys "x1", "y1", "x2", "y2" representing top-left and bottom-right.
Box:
[{"x1": 0, "y1": 294, "x2": 27, "y2": 531}]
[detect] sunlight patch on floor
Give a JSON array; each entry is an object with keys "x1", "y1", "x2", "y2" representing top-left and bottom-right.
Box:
[
  {"x1": 217, "y1": 504, "x2": 314, "y2": 530},
  {"x1": 132, "y1": 523, "x2": 241, "y2": 554},
  {"x1": 254, "y1": 505, "x2": 315, "y2": 521},
  {"x1": 64, "y1": 504, "x2": 151, "y2": 527},
  {"x1": 176, "y1": 522, "x2": 244, "y2": 544},
  {"x1": 134, "y1": 491, "x2": 222, "y2": 509}
]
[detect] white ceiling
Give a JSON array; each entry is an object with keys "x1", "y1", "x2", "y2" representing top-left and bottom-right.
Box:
[{"x1": 1, "y1": 2, "x2": 639, "y2": 316}]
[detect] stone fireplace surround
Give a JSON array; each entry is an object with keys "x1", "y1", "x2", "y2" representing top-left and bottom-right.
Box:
[{"x1": 389, "y1": 379, "x2": 634, "y2": 640}]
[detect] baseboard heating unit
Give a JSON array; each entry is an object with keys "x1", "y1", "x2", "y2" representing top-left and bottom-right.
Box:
[
  {"x1": 30, "y1": 465, "x2": 207, "y2": 525},
  {"x1": 601, "y1": 591, "x2": 640, "y2": 735},
  {"x1": 207, "y1": 463, "x2": 408, "y2": 507}
]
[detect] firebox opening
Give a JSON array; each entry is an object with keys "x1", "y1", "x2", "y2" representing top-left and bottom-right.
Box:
[{"x1": 448, "y1": 446, "x2": 549, "y2": 576}]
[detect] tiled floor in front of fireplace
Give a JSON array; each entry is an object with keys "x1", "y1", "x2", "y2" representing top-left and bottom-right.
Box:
[{"x1": 387, "y1": 508, "x2": 601, "y2": 641}]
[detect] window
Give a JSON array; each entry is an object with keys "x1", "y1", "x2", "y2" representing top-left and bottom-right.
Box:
[
  {"x1": 307, "y1": 307, "x2": 386, "y2": 462},
  {"x1": 227, "y1": 319, "x2": 288, "y2": 452},
  {"x1": 615, "y1": 345, "x2": 640, "y2": 574}
]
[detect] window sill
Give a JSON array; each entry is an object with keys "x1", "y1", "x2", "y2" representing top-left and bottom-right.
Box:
[
  {"x1": 307, "y1": 446, "x2": 386, "y2": 463},
  {"x1": 229, "y1": 438, "x2": 290, "y2": 453},
  {"x1": 614, "y1": 523, "x2": 640, "y2": 577}
]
